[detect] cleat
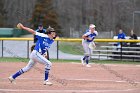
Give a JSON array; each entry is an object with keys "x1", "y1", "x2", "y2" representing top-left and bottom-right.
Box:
[
  {"x1": 44, "y1": 81, "x2": 53, "y2": 86},
  {"x1": 86, "y1": 64, "x2": 91, "y2": 68},
  {"x1": 8, "y1": 76, "x2": 16, "y2": 84},
  {"x1": 81, "y1": 58, "x2": 85, "y2": 65}
]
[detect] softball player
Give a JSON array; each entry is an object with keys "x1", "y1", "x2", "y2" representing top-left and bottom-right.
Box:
[
  {"x1": 81, "y1": 24, "x2": 98, "y2": 67},
  {"x1": 8, "y1": 23, "x2": 57, "y2": 85}
]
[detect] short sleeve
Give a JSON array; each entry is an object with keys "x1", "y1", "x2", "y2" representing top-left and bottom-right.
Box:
[{"x1": 94, "y1": 31, "x2": 98, "y2": 36}]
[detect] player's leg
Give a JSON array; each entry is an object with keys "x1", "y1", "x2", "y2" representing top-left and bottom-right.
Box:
[
  {"x1": 81, "y1": 41, "x2": 87, "y2": 65},
  {"x1": 81, "y1": 41, "x2": 90, "y2": 66},
  {"x1": 8, "y1": 59, "x2": 36, "y2": 83},
  {"x1": 32, "y1": 50, "x2": 52, "y2": 85},
  {"x1": 85, "y1": 48, "x2": 92, "y2": 67}
]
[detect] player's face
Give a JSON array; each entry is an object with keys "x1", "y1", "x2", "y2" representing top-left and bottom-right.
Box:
[
  {"x1": 39, "y1": 26, "x2": 43, "y2": 30},
  {"x1": 51, "y1": 32, "x2": 56, "y2": 38},
  {"x1": 131, "y1": 30, "x2": 134, "y2": 35},
  {"x1": 90, "y1": 28, "x2": 95, "y2": 33},
  {"x1": 119, "y1": 30, "x2": 122, "y2": 34}
]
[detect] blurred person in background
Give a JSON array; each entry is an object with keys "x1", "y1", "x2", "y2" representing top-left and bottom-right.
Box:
[
  {"x1": 117, "y1": 29, "x2": 126, "y2": 39},
  {"x1": 129, "y1": 29, "x2": 137, "y2": 46},
  {"x1": 34, "y1": 24, "x2": 46, "y2": 43},
  {"x1": 117, "y1": 29, "x2": 126, "y2": 48}
]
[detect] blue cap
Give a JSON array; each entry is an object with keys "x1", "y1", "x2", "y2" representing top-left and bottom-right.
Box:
[{"x1": 38, "y1": 24, "x2": 43, "y2": 27}]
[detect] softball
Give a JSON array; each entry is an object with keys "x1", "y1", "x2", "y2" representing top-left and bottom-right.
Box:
[{"x1": 17, "y1": 23, "x2": 21, "y2": 29}]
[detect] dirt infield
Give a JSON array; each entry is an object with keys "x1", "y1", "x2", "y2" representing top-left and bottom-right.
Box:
[{"x1": 0, "y1": 62, "x2": 140, "y2": 93}]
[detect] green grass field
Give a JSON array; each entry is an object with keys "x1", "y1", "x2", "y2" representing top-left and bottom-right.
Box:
[
  {"x1": 0, "y1": 57, "x2": 140, "y2": 64},
  {"x1": 59, "y1": 42, "x2": 84, "y2": 55}
]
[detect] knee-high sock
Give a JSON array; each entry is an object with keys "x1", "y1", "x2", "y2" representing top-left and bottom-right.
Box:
[
  {"x1": 85, "y1": 56, "x2": 89, "y2": 64},
  {"x1": 12, "y1": 69, "x2": 24, "y2": 79},
  {"x1": 45, "y1": 68, "x2": 50, "y2": 81},
  {"x1": 83, "y1": 55, "x2": 86, "y2": 60}
]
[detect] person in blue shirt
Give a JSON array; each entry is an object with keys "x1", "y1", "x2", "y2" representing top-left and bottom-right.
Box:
[
  {"x1": 81, "y1": 24, "x2": 98, "y2": 67},
  {"x1": 34, "y1": 24, "x2": 46, "y2": 43},
  {"x1": 117, "y1": 29, "x2": 126, "y2": 48},
  {"x1": 8, "y1": 23, "x2": 57, "y2": 85},
  {"x1": 117, "y1": 29, "x2": 126, "y2": 39}
]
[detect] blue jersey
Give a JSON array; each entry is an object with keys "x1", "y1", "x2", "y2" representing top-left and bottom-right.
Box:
[
  {"x1": 34, "y1": 29, "x2": 46, "y2": 43},
  {"x1": 84, "y1": 29, "x2": 98, "y2": 42},
  {"x1": 35, "y1": 29, "x2": 46, "y2": 33},
  {"x1": 117, "y1": 33, "x2": 126, "y2": 39},
  {"x1": 34, "y1": 32, "x2": 54, "y2": 55}
]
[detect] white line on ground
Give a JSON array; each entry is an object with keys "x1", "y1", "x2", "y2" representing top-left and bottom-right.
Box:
[
  {"x1": 71, "y1": 62, "x2": 140, "y2": 67},
  {"x1": 65, "y1": 78, "x2": 140, "y2": 84},
  {"x1": 2, "y1": 77, "x2": 140, "y2": 84},
  {"x1": 0, "y1": 88, "x2": 138, "y2": 93}
]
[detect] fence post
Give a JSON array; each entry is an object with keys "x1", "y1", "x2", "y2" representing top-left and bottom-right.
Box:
[
  {"x1": 120, "y1": 42, "x2": 122, "y2": 61},
  {"x1": 107, "y1": 47, "x2": 108, "y2": 59},
  {"x1": 27, "y1": 40, "x2": 29, "y2": 58},
  {"x1": 57, "y1": 40, "x2": 59, "y2": 60},
  {"x1": 2, "y1": 40, "x2": 3, "y2": 57}
]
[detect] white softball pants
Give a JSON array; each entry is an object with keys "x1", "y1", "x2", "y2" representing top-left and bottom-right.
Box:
[
  {"x1": 82, "y1": 40, "x2": 92, "y2": 56},
  {"x1": 22, "y1": 50, "x2": 52, "y2": 72}
]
